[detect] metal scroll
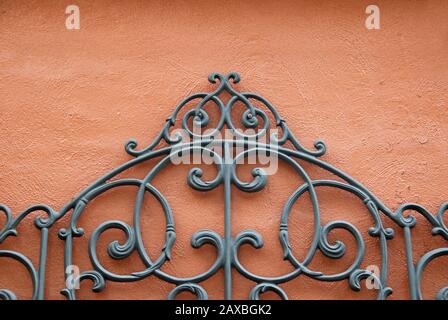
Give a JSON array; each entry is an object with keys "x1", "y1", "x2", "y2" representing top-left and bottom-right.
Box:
[{"x1": 0, "y1": 72, "x2": 447, "y2": 300}]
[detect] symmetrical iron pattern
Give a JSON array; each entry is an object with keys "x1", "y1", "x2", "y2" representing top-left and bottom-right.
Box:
[{"x1": 0, "y1": 72, "x2": 447, "y2": 300}]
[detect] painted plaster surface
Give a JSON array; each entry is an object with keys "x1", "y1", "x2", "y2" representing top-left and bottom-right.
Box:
[{"x1": 0, "y1": 0, "x2": 447, "y2": 299}]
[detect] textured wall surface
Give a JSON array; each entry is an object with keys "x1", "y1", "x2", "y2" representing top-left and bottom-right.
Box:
[{"x1": 0, "y1": 0, "x2": 447, "y2": 299}]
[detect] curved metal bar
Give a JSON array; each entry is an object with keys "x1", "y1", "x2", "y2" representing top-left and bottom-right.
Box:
[
  {"x1": 0, "y1": 204, "x2": 57, "y2": 243},
  {"x1": 249, "y1": 283, "x2": 288, "y2": 300},
  {"x1": 60, "y1": 270, "x2": 105, "y2": 300},
  {"x1": 349, "y1": 269, "x2": 393, "y2": 300},
  {"x1": 132, "y1": 145, "x2": 224, "y2": 284},
  {"x1": 231, "y1": 147, "x2": 323, "y2": 283},
  {"x1": 415, "y1": 248, "x2": 448, "y2": 300},
  {"x1": 168, "y1": 283, "x2": 208, "y2": 300},
  {"x1": 0, "y1": 250, "x2": 39, "y2": 300}
]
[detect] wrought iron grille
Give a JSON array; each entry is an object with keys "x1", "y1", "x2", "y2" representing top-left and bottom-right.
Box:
[{"x1": 0, "y1": 72, "x2": 447, "y2": 300}]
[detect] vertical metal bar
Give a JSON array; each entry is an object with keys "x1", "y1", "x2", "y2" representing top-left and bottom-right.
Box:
[
  {"x1": 37, "y1": 227, "x2": 49, "y2": 300},
  {"x1": 404, "y1": 226, "x2": 418, "y2": 300},
  {"x1": 64, "y1": 233, "x2": 76, "y2": 300},
  {"x1": 379, "y1": 233, "x2": 388, "y2": 298},
  {"x1": 224, "y1": 141, "x2": 232, "y2": 300}
]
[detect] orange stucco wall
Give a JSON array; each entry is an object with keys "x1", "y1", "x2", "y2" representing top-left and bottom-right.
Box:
[{"x1": 0, "y1": 0, "x2": 447, "y2": 299}]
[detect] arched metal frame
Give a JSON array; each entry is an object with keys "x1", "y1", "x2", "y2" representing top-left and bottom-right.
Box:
[{"x1": 0, "y1": 72, "x2": 447, "y2": 300}]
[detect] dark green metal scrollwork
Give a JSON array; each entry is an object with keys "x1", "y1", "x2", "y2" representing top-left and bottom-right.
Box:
[{"x1": 0, "y1": 72, "x2": 447, "y2": 300}]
